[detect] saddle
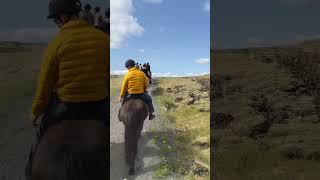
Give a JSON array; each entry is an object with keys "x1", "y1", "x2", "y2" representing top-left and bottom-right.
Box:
[
  {"x1": 37, "y1": 95, "x2": 108, "y2": 141},
  {"x1": 119, "y1": 93, "x2": 150, "y2": 122}
]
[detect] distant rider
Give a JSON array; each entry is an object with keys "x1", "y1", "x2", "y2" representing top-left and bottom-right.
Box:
[{"x1": 119, "y1": 59, "x2": 155, "y2": 120}]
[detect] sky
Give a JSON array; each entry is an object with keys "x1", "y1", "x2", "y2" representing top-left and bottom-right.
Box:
[
  {"x1": 2, "y1": 0, "x2": 320, "y2": 72},
  {"x1": 0, "y1": 0, "x2": 109, "y2": 42},
  {"x1": 110, "y1": 0, "x2": 210, "y2": 77},
  {"x1": 0, "y1": 0, "x2": 209, "y2": 77},
  {"x1": 213, "y1": 0, "x2": 320, "y2": 49}
]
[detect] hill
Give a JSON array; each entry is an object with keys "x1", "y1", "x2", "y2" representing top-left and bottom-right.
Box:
[{"x1": 211, "y1": 39, "x2": 320, "y2": 180}]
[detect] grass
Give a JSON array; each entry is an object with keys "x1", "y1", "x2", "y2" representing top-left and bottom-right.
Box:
[
  {"x1": 110, "y1": 75, "x2": 123, "y2": 98},
  {"x1": 155, "y1": 163, "x2": 171, "y2": 178},
  {"x1": 153, "y1": 77, "x2": 210, "y2": 179},
  {"x1": 215, "y1": 142, "x2": 320, "y2": 180},
  {"x1": 0, "y1": 44, "x2": 45, "y2": 113},
  {"x1": 212, "y1": 40, "x2": 320, "y2": 180}
]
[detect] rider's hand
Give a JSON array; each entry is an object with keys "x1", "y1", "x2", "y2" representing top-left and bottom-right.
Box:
[{"x1": 119, "y1": 97, "x2": 123, "y2": 102}]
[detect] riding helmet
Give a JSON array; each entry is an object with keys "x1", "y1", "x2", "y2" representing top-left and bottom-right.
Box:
[
  {"x1": 95, "y1": 6, "x2": 101, "y2": 12},
  {"x1": 125, "y1": 59, "x2": 136, "y2": 68},
  {"x1": 47, "y1": 0, "x2": 82, "y2": 19},
  {"x1": 84, "y1": 4, "x2": 92, "y2": 11}
]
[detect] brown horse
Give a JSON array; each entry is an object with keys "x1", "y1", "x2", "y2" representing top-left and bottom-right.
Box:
[
  {"x1": 118, "y1": 98, "x2": 149, "y2": 175},
  {"x1": 27, "y1": 120, "x2": 108, "y2": 180}
]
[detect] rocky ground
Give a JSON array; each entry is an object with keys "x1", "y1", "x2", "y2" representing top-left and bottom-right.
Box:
[
  {"x1": 153, "y1": 76, "x2": 210, "y2": 179},
  {"x1": 212, "y1": 40, "x2": 320, "y2": 180}
]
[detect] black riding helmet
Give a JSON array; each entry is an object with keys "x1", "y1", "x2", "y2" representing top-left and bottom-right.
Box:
[
  {"x1": 47, "y1": 0, "x2": 82, "y2": 19},
  {"x1": 84, "y1": 4, "x2": 92, "y2": 11},
  {"x1": 125, "y1": 59, "x2": 136, "y2": 68},
  {"x1": 95, "y1": 6, "x2": 101, "y2": 12}
]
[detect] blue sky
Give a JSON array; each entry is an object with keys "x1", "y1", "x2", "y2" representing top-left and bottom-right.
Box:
[{"x1": 110, "y1": 0, "x2": 210, "y2": 77}]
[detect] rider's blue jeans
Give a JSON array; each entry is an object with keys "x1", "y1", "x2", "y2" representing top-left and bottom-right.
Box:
[{"x1": 122, "y1": 93, "x2": 155, "y2": 113}]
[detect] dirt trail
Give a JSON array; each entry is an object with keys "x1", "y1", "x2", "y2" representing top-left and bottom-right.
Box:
[
  {"x1": 0, "y1": 88, "x2": 163, "y2": 180},
  {"x1": 0, "y1": 83, "x2": 177, "y2": 179},
  {"x1": 0, "y1": 44, "x2": 44, "y2": 179},
  {"x1": 0, "y1": 89, "x2": 163, "y2": 180},
  {"x1": 0, "y1": 97, "x2": 35, "y2": 180},
  {"x1": 110, "y1": 85, "x2": 165, "y2": 180}
]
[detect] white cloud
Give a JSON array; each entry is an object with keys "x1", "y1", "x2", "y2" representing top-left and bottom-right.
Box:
[
  {"x1": 111, "y1": 70, "x2": 210, "y2": 77},
  {"x1": 195, "y1": 58, "x2": 210, "y2": 64},
  {"x1": 201, "y1": 72, "x2": 210, "y2": 76},
  {"x1": 138, "y1": 48, "x2": 145, "y2": 53},
  {"x1": 111, "y1": 69, "x2": 128, "y2": 75},
  {"x1": 153, "y1": 72, "x2": 179, "y2": 77},
  {"x1": 0, "y1": 27, "x2": 58, "y2": 43},
  {"x1": 111, "y1": 0, "x2": 144, "y2": 49},
  {"x1": 142, "y1": 0, "x2": 163, "y2": 4},
  {"x1": 153, "y1": 72, "x2": 210, "y2": 77},
  {"x1": 185, "y1": 72, "x2": 210, "y2": 77},
  {"x1": 203, "y1": 1, "x2": 210, "y2": 12}
]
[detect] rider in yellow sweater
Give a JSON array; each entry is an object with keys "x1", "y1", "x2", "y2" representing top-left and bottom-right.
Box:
[
  {"x1": 31, "y1": 0, "x2": 109, "y2": 138},
  {"x1": 119, "y1": 59, "x2": 155, "y2": 120}
]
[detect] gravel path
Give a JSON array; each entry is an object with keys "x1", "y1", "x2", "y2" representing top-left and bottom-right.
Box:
[
  {"x1": 0, "y1": 97, "x2": 35, "y2": 180},
  {"x1": 110, "y1": 85, "x2": 164, "y2": 180},
  {"x1": 0, "y1": 84, "x2": 167, "y2": 180}
]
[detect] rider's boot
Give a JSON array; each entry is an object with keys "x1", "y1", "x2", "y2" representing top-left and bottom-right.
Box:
[
  {"x1": 149, "y1": 113, "x2": 155, "y2": 120},
  {"x1": 148, "y1": 102, "x2": 155, "y2": 120},
  {"x1": 118, "y1": 109, "x2": 122, "y2": 122}
]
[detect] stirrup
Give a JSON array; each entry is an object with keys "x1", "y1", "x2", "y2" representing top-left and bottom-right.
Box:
[{"x1": 149, "y1": 114, "x2": 155, "y2": 120}]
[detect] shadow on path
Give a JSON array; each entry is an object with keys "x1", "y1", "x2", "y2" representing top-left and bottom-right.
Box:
[{"x1": 110, "y1": 131, "x2": 168, "y2": 179}]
